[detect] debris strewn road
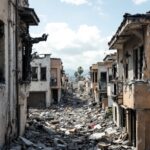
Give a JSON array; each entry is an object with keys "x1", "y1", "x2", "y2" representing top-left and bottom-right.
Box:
[{"x1": 10, "y1": 92, "x2": 135, "y2": 150}]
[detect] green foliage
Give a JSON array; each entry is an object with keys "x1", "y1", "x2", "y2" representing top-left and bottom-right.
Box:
[
  {"x1": 74, "y1": 66, "x2": 84, "y2": 81},
  {"x1": 78, "y1": 66, "x2": 83, "y2": 76}
]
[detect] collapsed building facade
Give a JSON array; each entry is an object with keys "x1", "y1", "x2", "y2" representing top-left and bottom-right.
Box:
[
  {"x1": 50, "y1": 58, "x2": 64, "y2": 103},
  {"x1": 0, "y1": 0, "x2": 47, "y2": 147},
  {"x1": 90, "y1": 64, "x2": 98, "y2": 103},
  {"x1": 28, "y1": 54, "x2": 51, "y2": 108},
  {"x1": 109, "y1": 12, "x2": 150, "y2": 150},
  {"x1": 90, "y1": 54, "x2": 116, "y2": 109},
  {"x1": 98, "y1": 53, "x2": 117, "y2": 109}
]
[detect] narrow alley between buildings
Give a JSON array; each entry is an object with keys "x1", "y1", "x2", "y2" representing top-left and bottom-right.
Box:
[{"x1": 9, "y1": 90, "x2": 134, "y2": 150}]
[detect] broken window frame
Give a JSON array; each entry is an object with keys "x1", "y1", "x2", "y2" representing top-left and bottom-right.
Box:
[
  {"x1": 31, "y1": 67, "x2": 38, "y2": 81},
  {"x1": 125, "y1": 63, "x2": 128, "y2": 79},
  {"x1": 0, "y1": 20, "x2": 5, "y2": 84},
  {"x1": 133, "y1": 45, "x2": 144, "y2": 80},
  {"x1": 40, "y1": 67, "x2": 46, "y2": 81}
]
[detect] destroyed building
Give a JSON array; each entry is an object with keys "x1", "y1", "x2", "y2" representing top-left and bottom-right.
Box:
[
  {"x1": 90, "y1": 53, "x2": 116, "y2": 109},
  {"x1": 90, "y1": 64, "x2": 99, "y2": 103},
  {"x1": 98, "y1": 53, "x2": 117, "y2": 109},
  {"x1": 0, "y1": 0, "x2": 47, "y2": 148},
  {"x1": 109, "y1": 12, "x2": 150, "y2": 150},
  {"x1": 50, "y1": 58, "x2": 64, "y2": 103},
  {"x1": 28, "y1": 54, "x2": 51, "y2": 108},
  {"x1": 97, "y1": 62, "x2": 108, "y2": 107}
]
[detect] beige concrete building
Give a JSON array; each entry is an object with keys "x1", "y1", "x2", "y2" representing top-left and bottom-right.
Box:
[
  {"x1": 97, "y1": 54, "x2": 116, "y2": 109},
  {"x1": 0, "y1": 0, "x2": 45, "y2": 147},
  {"x1": 50, "y1": 58, "x2": 63, "y2": 103},
  {"x1": 97, "y1": 62, "x2": 107, "y2": 108},
  {"x1": 109, "y1": 12, "x2": 150, "y2": 150},
  {"x1": 28, "y1": 54, "x2": 51, "y2": 108},
  {"x1": 90, "y1": 64, "x2": 99, "y2": 103}
]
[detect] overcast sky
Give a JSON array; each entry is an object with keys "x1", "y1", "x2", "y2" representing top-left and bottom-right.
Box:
[{"x1": 29, "y1": 0, "x2": 150, "y2": 74}]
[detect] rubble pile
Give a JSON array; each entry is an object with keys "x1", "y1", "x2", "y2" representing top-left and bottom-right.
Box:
[{"x1": 10, "y1": 93, "x2": 135, "y2": 150}]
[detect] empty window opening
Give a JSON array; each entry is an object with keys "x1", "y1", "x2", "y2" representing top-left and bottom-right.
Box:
[
  {"x1": 109, "y1": 75, "x2": 112, "y2": 82},
  {"x1": 125, "y1": 63, "x2": 128, "y2": 79},
  {"x1": 52, "y1": 89, "x2": 58, "y2": 104},
  {"x1": 112, "y1": 64, "x2": 117, "y2": 79},
  {"x1": 51, "y1": 68, "x2": 57, "y2": 86},
  {"x1": 131, "y1": 110, "x2": 136, "y2": 147},
  {"x1": 31, "y1": 67, "x2": 38, "y2": 81},
  {"x1": 0, "y1": 20, "x2": 5, "y2": 83},
  {"x1": 95, "y1": 71, "x2": 97, "y2": 82},
  {"x1": 92, "y1": 72, "x2": 94, "y2": 82},
  {"x1": 115, "y1": 107, "x2": 117, "y2": 121},
  {"x1": 100, "y1": 72, "x2": 107, "y2": 90},
  {"x1": 121, "y1": 108, "x2": 126, "y2": 128},
  {"x1": 114, "y1": 83, "x2": 117, "y2": 95},
  {"x1": 133, "y1": 46, "x2": 144, "y2": 79},
  {"x1": 41, "y1": 67, "x2": 46, "y2": 81},
  {"x1": 101, "y1": 72, "x2": 107, "y2": 82}
]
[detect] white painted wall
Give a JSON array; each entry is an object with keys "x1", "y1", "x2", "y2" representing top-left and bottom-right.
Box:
[{"x1": 30, "y1": 54, "x2": 51, "y2": 107}]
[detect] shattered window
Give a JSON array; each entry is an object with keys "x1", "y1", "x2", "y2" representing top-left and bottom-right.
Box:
[
  {"x1": 41, "y1": 67, "x2": 46, "y2": 81},
  {"x1": 0, "y1": 20, "x2": 5, "y2": 83},
  {"x1": 31, "y1": 67, "x2": 38, "y2": 81}
]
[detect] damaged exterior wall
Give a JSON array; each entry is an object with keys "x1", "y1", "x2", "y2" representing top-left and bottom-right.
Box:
[
  {"x1": 109, "y1": 12, "x2": 150, "y2": 150},
  {"x1": 0, "y1": 0, "x2": 40, "y2": 147},
  {"x1": 51, "y1": 58, "x2": 63, "y2": 103},
  {"x1": 28, "y1": 54, "x2": 51, "y2": 108},
  {"x1": 90, "y1": 64, "x2": 99, "y2": 103},
  {"x1": 104, "y1": 53, "x2": 117, "y2": 108},
  {"x1": 97, "y1": 62, "x2": 107, "y2": 108}
]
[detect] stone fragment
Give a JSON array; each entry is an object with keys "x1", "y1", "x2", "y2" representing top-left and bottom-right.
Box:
[
  {"x1": 89, "y1": 132, "x2": 105, "y2": 140},
  {"x1": 19, "y1": 136, "x2": 34, "y2": 146}
]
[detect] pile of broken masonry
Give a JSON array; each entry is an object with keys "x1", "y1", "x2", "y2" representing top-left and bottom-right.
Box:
[{"x1": 9, "y1": 93, "x2": 135, "y2": 150}]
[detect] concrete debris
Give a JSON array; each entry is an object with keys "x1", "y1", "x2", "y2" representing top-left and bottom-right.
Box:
[
  {"x1": 89, "y1": 133, "x2": 105, "y2": 140},
  {"x1": 9, "y1": 92, "x2": 135, "y2": 150}
]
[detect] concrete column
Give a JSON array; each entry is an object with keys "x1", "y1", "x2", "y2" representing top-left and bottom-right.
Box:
[{"x1": 136, "y1": 110, "x2": 145, "y2": 150}]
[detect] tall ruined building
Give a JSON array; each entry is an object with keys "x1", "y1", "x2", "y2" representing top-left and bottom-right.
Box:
[{"x1": 0, "y1": 0, "x2": 48, "y2": 148}]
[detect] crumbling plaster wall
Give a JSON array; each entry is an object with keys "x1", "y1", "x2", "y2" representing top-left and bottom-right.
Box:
[
  {"x1": 51, "y1": 59, "x2": 63, "y2": 102},
  {"x1": 122, "y1": 34, "x2": 143, "y2": 108},
  {"x1": 0, "y1": 0, "x2": 19, "y2": 146}
]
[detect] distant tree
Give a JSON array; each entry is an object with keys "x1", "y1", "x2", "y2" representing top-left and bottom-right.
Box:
[
  {"x1": 78, "y1": 66, "x2": 84, "y2": 76},
  {"x1": 74, "y1": 71, "x2": 78, "y2": 78},
  {"x1": 74, "y1": 66, "x2": 84, "y2": 81}
]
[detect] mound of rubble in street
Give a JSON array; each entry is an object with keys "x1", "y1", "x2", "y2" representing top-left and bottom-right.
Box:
[{"x1": 9, "y1": 93, "x2": 135, "y2": 150}]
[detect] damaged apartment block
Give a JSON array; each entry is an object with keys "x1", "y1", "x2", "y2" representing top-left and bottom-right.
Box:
[
  {"x1": 109, "y1": 11, "x2": 150, "y2": 150},
  {"x1": 28, "y1": 54, "x2": 51, "y2": 108}
]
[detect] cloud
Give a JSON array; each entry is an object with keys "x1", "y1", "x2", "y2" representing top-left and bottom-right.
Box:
[
  {"x1": 60, "y1": 0, "x2": 88, "y2": 5},
  {"x1": 32, "y1": 22, "x2": 111, "y2": 73},
  {"x1": 132, "y1": 0, "x2": 148, "y2": 4}
]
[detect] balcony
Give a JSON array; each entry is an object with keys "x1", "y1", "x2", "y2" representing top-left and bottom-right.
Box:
[
  {"x1": 51, "y1": 78, "x2": 57, "y2": 86},
  {"x1": 111, "y1": 82, "x2": 123, "y2": 105},
  {"x1": 123, "y1": 81, "x2": 150, "y2": 109}
]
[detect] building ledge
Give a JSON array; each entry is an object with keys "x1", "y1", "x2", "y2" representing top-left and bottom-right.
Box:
[{"x1": 19, "y1": 7, "x2": 40, "y2": 25}]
